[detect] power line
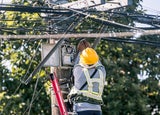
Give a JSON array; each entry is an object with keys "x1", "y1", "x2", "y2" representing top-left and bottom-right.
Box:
[
  {"x1": 50, "y1": 4, "x2": 141, "y2": 30},
  {"x1": 1, "y1": 4, "x2": 159, "y2": 31},
  {"x1": 27, "y1": 72, "x2": 40, "y2": 115},
  {"x1": 0, "y1": 4, "x2": 142, "y2": 30},
  {"x1": 0, "y1": 4, "x2": 71, "y2": 14},
  {"x1": 103, "y1": 37, "x2": 160, "y2": 47},
  {"x1": 22, "y1": 82, "x2": 45, "y2": 115},
  {"x1": 20, "y1": 39, "x2": 42, "y2": 82}
]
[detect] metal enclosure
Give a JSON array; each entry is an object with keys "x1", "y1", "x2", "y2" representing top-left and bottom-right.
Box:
[
  {"x1": 41, "y1": 44, "x2": 60, "y2": 67},
  {"x1": 41, "y1": 43, "x2": 76, "y2": 67}
]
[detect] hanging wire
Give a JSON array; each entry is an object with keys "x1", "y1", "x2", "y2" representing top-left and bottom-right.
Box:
[
  {"x1": 24, "y1": 70, "x2": 40, "y2": 115},
  {"x1": 22, "y1": 72, "x2": 52, "y2": 115},
  {"x1": 20, "y1": 39, "x2": 42, "y2": 83},
  {"x1": 92, "y1": 25, "x2": 106, "y2": 49},
  {"x1": 1, "y1": 39, "x2": 42, "y2": 114},
  {"x1": 24, "y1": 86, "x2": 45, "y2": 115},
  {"x1": 51, "y1": 13, "x2": 80, "y2": 27},
  {"x1": 22, "y1": 81, "x2": 46, "y2": 115},
  {"x1": 102, "y1": 37, "x2": 160, "y2": 47}
]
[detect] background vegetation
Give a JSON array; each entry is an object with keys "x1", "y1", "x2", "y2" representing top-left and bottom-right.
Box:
[{"x1": 0, "y1": 0, "x2": 160, "y2": 115}]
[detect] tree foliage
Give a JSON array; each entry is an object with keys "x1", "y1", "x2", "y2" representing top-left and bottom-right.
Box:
[
  {"x1": 0, "y1": 0, "x2": 160, "y2": 115},
  {"x1": 0, "y1": 0, "x2": 50, "y2": 114},
  {"x1": 98, "y1": 40, "x2": 160, "y2": 114}
]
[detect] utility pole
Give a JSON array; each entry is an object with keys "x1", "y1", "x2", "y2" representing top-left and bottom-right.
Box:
[
  {"x1": 49, "y1": 17, "x2": 83, "y2": 115},
  {"x1": 48, "y1": 13, "x2": 60, "y2": 114},
  {"x1": 50, "y1": 39, "x2": 60, "y2": 115},
  {"x1": 47, "y1": 15, "x2": 60, "y2": 114}
]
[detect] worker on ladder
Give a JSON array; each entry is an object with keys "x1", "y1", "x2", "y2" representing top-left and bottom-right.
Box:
[{"x1": 68, "y1": 39, "x2": 106, "y2": 115}]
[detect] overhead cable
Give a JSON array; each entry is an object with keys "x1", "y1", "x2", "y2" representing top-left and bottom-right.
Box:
[
  {"x1": 0, "y1": 4, "x2": 71, "y2": 14},
  {"x1": 0, "y1": 4, "x2": 142, "y2": 30},
  {"x1": 52, "y1": 5, "x2": 142, "y2": 30},
  {"x1": 103, "y1": 37, "x2": 160, "y2": 47}
]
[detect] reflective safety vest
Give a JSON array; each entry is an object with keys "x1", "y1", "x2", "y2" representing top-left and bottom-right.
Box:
[{"x1": 68, "y1": 62, "x2": 105, "y2": 104}]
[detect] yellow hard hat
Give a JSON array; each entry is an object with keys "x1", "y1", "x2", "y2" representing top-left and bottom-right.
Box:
[{"x1": 80, "y1": 48, "x2": 99, "y2": 65}]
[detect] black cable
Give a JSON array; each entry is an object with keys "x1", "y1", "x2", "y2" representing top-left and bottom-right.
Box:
[
  {"x1": 0, "y1": 4, "x2": 72, "y2": 14},
  {"x1": 1, "y1": 4, "x2": 160, "y2": 29},
  {"x1": 1, "y1": 3, "x2": 160, "y2": 19},
  {"x1": 0, "y1": 27, "x2": 52, "y2": 32},
  {"x1": 0, "y1": 4, "x2": 144, "y2": 30},
  {"x1": 102, "y1": 37, "x2": 160, "y2": 47}
]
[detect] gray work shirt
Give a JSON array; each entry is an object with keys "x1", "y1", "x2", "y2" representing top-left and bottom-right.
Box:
[{"x1": 73, "y1": 62, "x2": 106, "y2": 112}]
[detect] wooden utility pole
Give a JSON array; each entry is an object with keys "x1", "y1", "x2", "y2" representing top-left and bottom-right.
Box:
[
  {"x1": 49, "y1": 42, "x2": 72, "y2": 115},
  {"x1": 49, "y1": 39, "x2": 60, "y2": 115}
]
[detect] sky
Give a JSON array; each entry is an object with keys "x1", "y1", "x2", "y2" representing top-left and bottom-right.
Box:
[
  {"x1": 140, "y1": 0, "x2": 160, "y2": 14},
  {"x1": 1, "y1": 0, "x2": 11, "y2": 4},
  {"x1": 1, "y1": 0, "x2": 160, "y2": 15}
]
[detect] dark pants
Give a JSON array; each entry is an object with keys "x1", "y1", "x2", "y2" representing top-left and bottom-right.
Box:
[{"x1": 77, "y1": 110, "x2": 102, "y2": 115}]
